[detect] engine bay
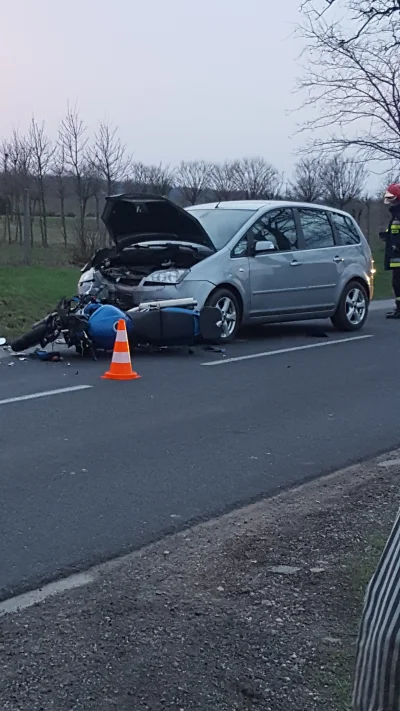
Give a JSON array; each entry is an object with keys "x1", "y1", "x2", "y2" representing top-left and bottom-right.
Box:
[{"x1": 99, "y1": 242, "x2": 210, "y2": 287}]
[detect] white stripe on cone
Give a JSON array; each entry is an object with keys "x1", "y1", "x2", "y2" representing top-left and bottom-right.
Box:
[
  {"x1": 115, "y1": 328, "x2": 128, "y2": 343},
  {"x1": 111, "y1": 352, "x2": 131, "y2": 364}
]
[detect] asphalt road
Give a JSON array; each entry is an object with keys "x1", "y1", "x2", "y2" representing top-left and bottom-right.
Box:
[{"x1": 1, "y1": 303, "x2": 399, "y2": 601}]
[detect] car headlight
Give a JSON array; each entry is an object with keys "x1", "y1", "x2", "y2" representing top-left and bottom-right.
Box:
[
  {"x1": 78, "y1": 268, "x2": 96, "y2": 294},
  {"x1": 144, "y1": 269, "x2": 189, "y2": 285}
]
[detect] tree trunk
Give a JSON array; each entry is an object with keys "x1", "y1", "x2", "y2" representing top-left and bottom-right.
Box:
[
  {"x1": 94, "y1": 193, "x2": 100, "y2": 231},
  {"x1": 39, "y1": 179, "x2": 48, "y2": 247},
  {"x1": 30, "y1": 198, "x2": 38, "y2": 246},
  {"x1": 60, "y1": 195, "x2": 68, "y2": 247},
  {"x1": 4, "y1": 206, "x2": 11, "y2": 243},
  {"x1": 16, "y1": 200, "x2": 22, "y2": 244}
]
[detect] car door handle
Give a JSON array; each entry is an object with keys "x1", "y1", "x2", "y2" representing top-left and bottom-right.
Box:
[
  {"x1": 333, "y1": 256, "x2": 344, "y2": 263},
  {"x1": 290, "y1": 260, "x2": 301, "y2": 266}
]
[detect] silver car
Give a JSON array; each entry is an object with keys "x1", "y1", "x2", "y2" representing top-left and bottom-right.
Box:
[{"x1": 79, "y1": 195, "x2": 374, "y2": 340}]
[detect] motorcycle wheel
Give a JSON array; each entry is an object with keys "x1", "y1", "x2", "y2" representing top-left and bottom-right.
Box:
[{"x1": 10, "y1": 324, "x2": 48, "y2": 352}]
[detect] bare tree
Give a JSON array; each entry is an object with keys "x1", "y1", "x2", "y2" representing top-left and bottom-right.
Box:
[
  {"x1": 232, "y1": 157, "x2": 282, "y2": 200},
  {"x1": 128, "y1": 162, "x2": 175, "y2": 195},
  {"x1": 0, "y1": 142, "x2": 12, "y2": 242},
  {"x1": 210, "y1": 161, "x2": 238, "y2": 200},
  {"x1": 321, "y1": 155, "x2": 366, "y2": 208},
  {"x1": 144, "y1": 163, "x2": 175, "y2": 195},
  {"x1": 52, "y1": 145, "x2": 69, "y2": 246},
  {"x1": 301, "y1": 0, "x2": 400, "y2": 45},
  {"x1": 90, "y1": 120, "x2": 131, "y2": 196},
  {"x1": 58, "y1": 106, "x2": 94, "y2": 245},
  {"x1": 175, "y1": 160, "x2": 212, "y2": 205},
  {"x1": 29, "y1": 118, "x2": 54, "y2": 247},
  {"x1": 6, "y1": 131, "x2": 32, "y2": 243},
  {"x1": 298, "y1": 8, "x2": 400, "y2": 162},
  {"x1": 290, "y1": 157, "x2": 324, "y2": 202}
]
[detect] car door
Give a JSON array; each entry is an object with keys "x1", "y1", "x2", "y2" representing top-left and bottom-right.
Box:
[
  {"x1": 294, "y1": 207, "x2": 341, "y2": 311},
  {"x1": 248, "y1": 207, "x2": 309, "y2": 317},
  {"x1": 329, "y1": 210, "x2": 364, "y2": 278}
]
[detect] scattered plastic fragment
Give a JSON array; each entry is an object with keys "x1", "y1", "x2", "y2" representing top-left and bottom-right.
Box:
[
  {"x1": 204, "y1": 346, "x2": 226, "y2": 353},
  {"x1": 306, "y1": 330, "x2": 328, "y2": 338},
  {"x1": 32, "y1": 350, "x2": 63, "y2": 362}
]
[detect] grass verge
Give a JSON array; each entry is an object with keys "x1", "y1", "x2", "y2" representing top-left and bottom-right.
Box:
[{"x1": 0, "y1": 266, "x2": 78, "y2": 338}]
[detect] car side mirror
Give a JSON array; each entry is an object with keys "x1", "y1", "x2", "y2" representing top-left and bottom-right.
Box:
[{"x1": 254, "y1": 240, "x2": 275, "y2": 254}]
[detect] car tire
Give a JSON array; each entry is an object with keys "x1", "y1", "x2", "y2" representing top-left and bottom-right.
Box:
[
  {"x1": 205, "y1": 288, "x2": 241, "y2": 342},
  {"x1": 331, "y1": 280, "x2": 369, "y2": 332}
]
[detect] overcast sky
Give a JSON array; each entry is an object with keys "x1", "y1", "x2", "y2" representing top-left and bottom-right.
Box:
[{"x1": 2, "y1": 0, "x2": 306, "y2": 176}]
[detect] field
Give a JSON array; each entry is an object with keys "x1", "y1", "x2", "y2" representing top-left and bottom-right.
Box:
[
  {"x1": 0, "y1": 266, "x2": 78, "y2": 338},
  {"x1": 0, "y1": 215, "x2": 99, "y2": 267},
  {"x1": 0, "y1": 217, "x2": 392, "y2": 339}
]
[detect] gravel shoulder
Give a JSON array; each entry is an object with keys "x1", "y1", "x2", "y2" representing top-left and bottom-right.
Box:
[{"x1": 2, "y1": 451, "x2": 400, "y2": 710}]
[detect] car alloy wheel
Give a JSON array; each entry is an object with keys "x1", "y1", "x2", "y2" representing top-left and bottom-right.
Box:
[
  {"x1": 345, "y1": 287, "x2": 367, "y2": 326},
  {"x1": 216, "y1": 295, "x2": 237, "y2": 339}
]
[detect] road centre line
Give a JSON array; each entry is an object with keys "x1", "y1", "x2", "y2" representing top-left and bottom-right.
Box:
[
  {"x1": 0, "y1": 385, "x2": 93, "y2": 406},
  {"x1": 201, "y1": 334, "x2": 374, "y2": 366}
]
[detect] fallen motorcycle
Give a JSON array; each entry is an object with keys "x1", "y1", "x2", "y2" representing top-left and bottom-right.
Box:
[{"x1": 10, "y1": 294, "x2": 223, "y2": 356}]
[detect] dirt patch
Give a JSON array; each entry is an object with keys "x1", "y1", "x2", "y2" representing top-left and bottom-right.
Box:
[{"x1": 1, "y1": 454, "x2": 400, "y2": 710}]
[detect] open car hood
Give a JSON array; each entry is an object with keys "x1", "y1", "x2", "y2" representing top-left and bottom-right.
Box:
[{"x1": 101, "y1": 194, "x2": 216, "y2": 252}]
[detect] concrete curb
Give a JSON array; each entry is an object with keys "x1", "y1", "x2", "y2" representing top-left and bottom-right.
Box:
[{"x1": 370, "y1": 299, "x2": 392, "y2": 311}]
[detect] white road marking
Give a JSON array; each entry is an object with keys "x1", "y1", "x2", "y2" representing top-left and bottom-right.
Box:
[
  {"x1": 0, "y1": 385, "x2": 92, "y2": 406},
  {"x1": 202, "y1": 334, "x2": 374, "y2": 366}
]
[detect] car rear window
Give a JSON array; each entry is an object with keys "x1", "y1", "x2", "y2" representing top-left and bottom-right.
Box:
[{"x1": 187, "y1": 208, "x2": 256, "y2": 250}]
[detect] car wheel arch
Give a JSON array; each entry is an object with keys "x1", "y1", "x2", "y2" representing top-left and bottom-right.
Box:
[
  {"x1": 207, "y1": 283, "x2": 244, "y2": 318},
  {"x1": 343, "y1": 276, "x2": 370, "y2": 302}
]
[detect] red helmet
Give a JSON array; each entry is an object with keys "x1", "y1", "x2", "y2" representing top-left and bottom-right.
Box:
[{"x1": 384, "y1": 183, "x2": 400, "y2": 205}]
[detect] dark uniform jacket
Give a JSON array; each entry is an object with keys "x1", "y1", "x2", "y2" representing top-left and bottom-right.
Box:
[{"x1": 380, "y1": 214, "x2": 400, "y2": 270}]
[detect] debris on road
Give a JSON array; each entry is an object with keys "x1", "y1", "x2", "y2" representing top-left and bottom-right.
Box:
[
  {"x1": 204, "y1": 345, "x2": 226, "y2": 353},
  {"x1": 307, "y1": 329, "x2": 329, "y2": 338},
  {"x1": 32, "y1": 350, "x2": 63, "y2": 362},
  {"x1": 269, "y1": 565, "x2": 302, "y2": 575}
]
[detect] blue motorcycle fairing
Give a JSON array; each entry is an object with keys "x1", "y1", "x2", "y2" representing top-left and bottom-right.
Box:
[{"x1": 85, "y1": 303, "x2": 134, "y2": 351}]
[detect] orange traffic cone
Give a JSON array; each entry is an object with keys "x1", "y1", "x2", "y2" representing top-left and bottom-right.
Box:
[{"x1": 101, "y1": 319, "x2": 141, "y2": 381}]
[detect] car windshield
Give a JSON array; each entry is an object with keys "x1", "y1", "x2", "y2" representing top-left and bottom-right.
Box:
[{"x1": 187, "y1": 208, "x2": 256, "y2": 250}]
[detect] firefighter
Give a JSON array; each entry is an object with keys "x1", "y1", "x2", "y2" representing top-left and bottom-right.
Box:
[{"x1": 381, "y1": 183, "x2": 400, "y2": 319}]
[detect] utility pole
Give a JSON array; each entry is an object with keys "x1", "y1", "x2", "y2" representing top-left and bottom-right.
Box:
[{"x1": 23, "y1": 189, "x2": 32, "y2": 265}]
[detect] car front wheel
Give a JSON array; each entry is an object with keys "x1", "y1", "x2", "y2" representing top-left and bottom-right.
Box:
[
  {"x1": 331, "y1": 280, "x2": 369, "y2": 332},
  {"x1": 205, "y1": 288, "x2": 241, "y2": 341}
]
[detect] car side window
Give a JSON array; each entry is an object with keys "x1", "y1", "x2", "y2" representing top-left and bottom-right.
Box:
[
  {"x1": 297, "y1": 208, "x2": 335, "y2": 249},
  {"x1": 330, "y1": 212, "x2": 361, "y2": 245},
  {"x1": 232, "y1": 235, "x2": 249, "y2": 257},
  {"x1": 249, "y1": 208, "x2": 298, "y2": 251}
]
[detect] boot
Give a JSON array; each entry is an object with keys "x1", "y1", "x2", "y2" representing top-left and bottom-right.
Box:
[{"x1": 386, "y1": 304, "x2": 400, "y2": 319}]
